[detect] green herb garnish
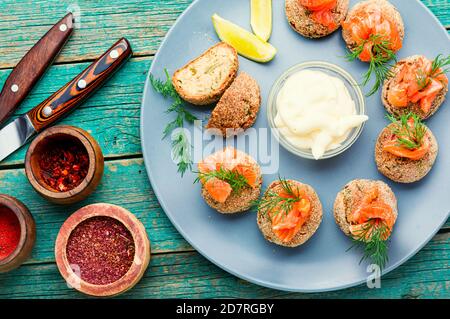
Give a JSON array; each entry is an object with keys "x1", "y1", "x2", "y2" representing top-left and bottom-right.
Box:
[
  {"x1": 346, "y1": 34, "x2": 396, "y2": 97},
  {"x1": 149, "y1": 69, "x2": 198, "y2": 176},
  {"x1": 430, "y1": 54, "x2": 450, "y2": 77},
  {"x1": 416, "y1": 54, "x2": 450, "y2": 90},
  {"x1": 416, "y1": 68, "x2": 431, "y2": 91},
  {"x1": 387, "y1": 112, "x2": 427, "y2": 150},
  {"x1": 348, "y1": 219, "x2": 390, "y2": 270},
  {"x1": 253, "y1": 177, "x2": 303, "y2": 219},
  {"x1": 194, "y1": 166, "x2": 249, "y2": 193}
]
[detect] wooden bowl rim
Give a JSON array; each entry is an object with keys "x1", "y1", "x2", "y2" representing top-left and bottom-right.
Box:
[
  {"x1": 0, "y1": 195, "x2": 32, "y2": 266},
  {"x1": 25, "y1": 125, "x2": 100, "y2": 200},
  {"x1": 55, "y1": 203, "x2": 151, "y2": 297}
]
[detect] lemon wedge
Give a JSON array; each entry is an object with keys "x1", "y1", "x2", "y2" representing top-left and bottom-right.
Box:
[
  {"x1": 212, "y1": 13, "x2": 277, "y2": 63},
  {"x1": 251, "y1": 0, "x2": 272, "y2": 41}
]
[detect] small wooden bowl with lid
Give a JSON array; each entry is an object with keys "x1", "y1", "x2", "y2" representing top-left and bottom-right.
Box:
[
  {"x1": 0, "y1": 194, "x2": 36, "y2": 273},
  {"x1": 25, "y1": 125, "x2": 104, "y2": 205},
  {"x1": 55, "y1": 203, "x2": 151, "y2": 297}
]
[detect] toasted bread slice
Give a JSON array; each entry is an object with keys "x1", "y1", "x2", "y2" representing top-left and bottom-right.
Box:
[
  {"x1": 333, "y1": 179, "x2": 397, "y2": 238},
  {"x1": 342, "y1": 0, "x2": 404, "y2": 53},
  {"x1": 286, "y1": 0, "x2": 349, "y2": 39},
  {"x1": 172, "y1": 42, "x2": 239, "y2": 105},
  {"x1": 382, "y1": 55, "x2": 449, "y2": 120},
  {"x1": 206, "y1": 72, "x2": 261, "y2": 136},
  {"x1": 375, "y1": 123, "x2": 438, "y2": 183},
  {"x1": 257, "y1": 180, "x2": 323, "y2": 247}
]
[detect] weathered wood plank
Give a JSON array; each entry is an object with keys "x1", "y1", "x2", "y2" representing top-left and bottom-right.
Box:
[
  {"x1": 421, "y1": 0, "x2": 450, "y2": 27},
  {"x1": 0, "y1": 158, "x2": 192, "y2": 263},
  {"x1": 0, "y1": 0, "x2": 447, "y2": 69},
  {"x1": 0, "y1": 232, "x2": 448, "y2": 298},
  {"x1": 0, "y1": 0, "x2": 192, "y2": 68},
  {"x1": 0, "y1": 57, "x2": 151, "y2": 167}
]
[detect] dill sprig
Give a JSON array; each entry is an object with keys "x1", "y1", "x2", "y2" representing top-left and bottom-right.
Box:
[
  {"x1": 416, "y1": 54, "x2": 450, "y2": 90},
  {"x1": 348, "y1": 219, "x2": 390, "y2": 270},
  {"x1": 431, "y1": 54, "x2": 450, "y2": 77},
  {"x1": 253, "y1": 177, "x2": 302, "y2": 219},
  {"x1": 194, "y1": 166, "x2": 249, "y2": 193},
  {"x1": 171, "y1": 130, "x2": 192, "y2": 176},
  {"x1": 346, "y1": 34, "x2": 396, "y2": 96},
  {"x1": 416, "y1": 68, "x2": 431, "y2": 91},
  {"x1": 149, "y1": 69, "x2": 198, "y2": 176},
  {"x1": 387, "y1": 112, "x2": 427, "y2": 150}
]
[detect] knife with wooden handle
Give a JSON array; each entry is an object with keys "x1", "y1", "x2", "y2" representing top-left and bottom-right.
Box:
[
  {"x1": 0, "y1": 13, "x2": 74, "y2": 125},
  {"x1": 0, "y1": 38, "x2": 133, "y2": 162}
]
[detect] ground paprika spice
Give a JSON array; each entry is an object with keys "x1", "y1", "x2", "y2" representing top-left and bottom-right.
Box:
[
  {"x1": 0, "y1": 206, "x2": 21, "y2": 261},
  {"x1": 66, "y1": 216, "x2": 135, "y2": 285}
]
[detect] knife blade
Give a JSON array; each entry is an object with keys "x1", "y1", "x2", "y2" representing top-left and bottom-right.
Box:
[
  {"x1": 0, "y1": 115, "x2": 35, "y2": 162},
  {"x1": 0, "y1": 38, "x2": 132, "y2": 162}
]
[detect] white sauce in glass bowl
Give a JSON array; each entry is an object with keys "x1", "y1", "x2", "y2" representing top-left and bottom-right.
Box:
[{"x1": 274, "y1": 70, "x2": 369, "y2": 160}]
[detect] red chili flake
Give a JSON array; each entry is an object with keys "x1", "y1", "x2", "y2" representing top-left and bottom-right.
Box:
[
  {"x1": 66, "y1": 217, "x2": 135, "y2": 285},
  {"x1": 38, "y1": 142, "x2": 89, "y2": 192},
  {"x1": 0, "y1": 206, "x2": 21, "y2": 261}
]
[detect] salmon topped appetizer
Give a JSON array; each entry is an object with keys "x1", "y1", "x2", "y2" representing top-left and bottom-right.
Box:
[
  {"x1": 375, "y1": 113, "x2": 438, "y2": 183},
  {"x1": 286, "y1": 0, "x2": 349, "y2": 38},
  {"x1": 334, "y1": 179, "x2": 398, "y2": 269},
  {"x1": 256, "y1": 178, "x2": 322, "y2": 248},
  {"x1": 383, "y1": 55, "x2": 450, "y2": 120},
  {"x1": 196, "y1": 147, "x2": 262, "y2": 214},
  {"x1": 342, "y1": 0, "x2": 404, "y2": 96}
]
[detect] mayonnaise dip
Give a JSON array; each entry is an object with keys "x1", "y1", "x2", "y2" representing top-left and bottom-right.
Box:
[{"x1": 274, "y1": 70, "x2": 368, "y2": 160}]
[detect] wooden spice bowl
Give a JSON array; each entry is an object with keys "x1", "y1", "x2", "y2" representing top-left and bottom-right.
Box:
[
  {"x1": 25, "y1": 125, "x2": 104, "y2": 205},
  {"x1": 0, "y1": 194, "x2": 36, "y2": 273},
  {"x1": 55, "y1": 203, "x2": 151, "y2": 297}
]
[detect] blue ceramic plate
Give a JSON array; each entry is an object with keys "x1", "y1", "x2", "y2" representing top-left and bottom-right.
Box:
[{"x1": 141, "y1": 0, "x2": 450, "y2": 292}]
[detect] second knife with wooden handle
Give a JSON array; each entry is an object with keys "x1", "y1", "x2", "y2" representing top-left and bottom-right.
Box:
[
  {"x1": 0, "y1": 38, "x2": 133, "y2": 162},
  {"x1": 0, "y1": 13, "x2": 74, "y2": 125}
]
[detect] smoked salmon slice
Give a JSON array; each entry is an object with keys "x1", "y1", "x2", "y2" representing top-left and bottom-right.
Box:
[
  {"x1": 299, "y1": 0, "x2": 336, "y2": 11},
  {"x1": 269, "y1": 186, "x2": 311, "y2": 243},
  {"x1": 233, "y1": 164, "x2": 258, "y2": 188},
  {"x1": 204, "y1": 178, "x2": 233, "y2": 203},
  {"x1": 348, "y1": 187, "x2": 395, "y2": 240},
  {"x1": 383, "y1": 137, "x2": 430, "y2": 161},
  {"x1": 311, "y1": 10, "x2": 337, "y2": 30},
  {"x1": 299, "y1": 0, "x2": 337, "y2": 30}
]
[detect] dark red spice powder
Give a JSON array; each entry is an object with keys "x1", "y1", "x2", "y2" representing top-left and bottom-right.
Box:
[
  {"x1": 66, "y1": 217, "x2": 135, "y2": 285},
  {"x1": 0, "y1": 206, "x2": 21, "y2": 261},
  {"x1": 39, "y1": 141, "x2": 89, "y2": 192}
]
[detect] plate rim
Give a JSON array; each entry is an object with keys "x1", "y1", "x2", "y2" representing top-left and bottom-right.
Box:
[{"x1": 140, "y1": 0, "x2": 450, "y2": 293}]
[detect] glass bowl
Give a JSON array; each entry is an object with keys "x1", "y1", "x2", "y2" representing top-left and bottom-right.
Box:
[{"x1": 267, "y1": 61, "x2": 366, "y2": 160}]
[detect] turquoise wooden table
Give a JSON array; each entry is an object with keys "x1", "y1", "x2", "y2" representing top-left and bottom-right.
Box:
[{"x1": 0, "y1": 0, "x2": 448, "y2": 299}]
